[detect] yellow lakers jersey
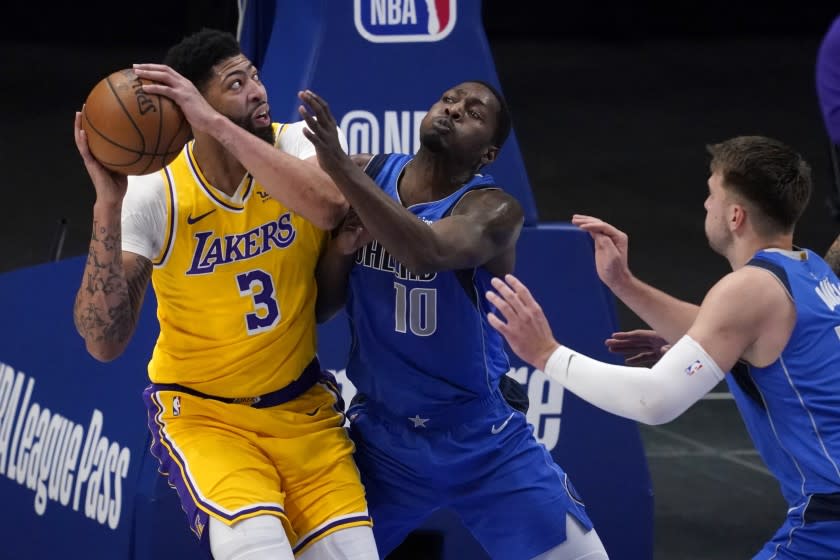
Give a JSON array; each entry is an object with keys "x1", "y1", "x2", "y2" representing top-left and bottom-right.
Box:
[{"x1": 147, "y1": 123, "x2": 327, "y2": 397}]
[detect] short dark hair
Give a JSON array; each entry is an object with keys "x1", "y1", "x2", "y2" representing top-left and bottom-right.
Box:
[
  {"x1": 163, "y1": 28, "x2": 242, "y2": 92},
  {"x1": 466, "y1": 80, "x2": 512, "y2": 148},
  {"x1": 706, "y1": 135, "x2": 812, "y2": 235}
]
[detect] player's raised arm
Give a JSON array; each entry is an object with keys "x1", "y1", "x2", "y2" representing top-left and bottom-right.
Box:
[
  {"x1": 133, "y1": 63, "x2": 348, "y2": 230},
  {"x1": 299, "y1": 88, "x2": 523, "y2": 275},
  {"x1": 72, "y1": 111, "x2": 151, "y2": 361},
  {"x1": 571, "y1": 214, "x2": 701, "y2": 343}
]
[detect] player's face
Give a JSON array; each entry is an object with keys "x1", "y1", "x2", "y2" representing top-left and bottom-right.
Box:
[
  {"x1": 703, "y1": 172, "x2": 734, "y2": 254},
  {"x1": 206, "y1": 55, "x2": 274, "y2": 144},
  {"x1": 420, "y1": 82, "x2": 499, "y2": 163}
]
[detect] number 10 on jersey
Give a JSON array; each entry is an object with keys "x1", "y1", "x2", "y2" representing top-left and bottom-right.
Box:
[{"x1": 394, "y1": 282, "x2": 437, "y2": 336}]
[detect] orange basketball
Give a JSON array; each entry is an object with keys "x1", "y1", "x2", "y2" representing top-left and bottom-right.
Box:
[{"x1": 81, "y1": 69, "x2": 191, "y2": 176}]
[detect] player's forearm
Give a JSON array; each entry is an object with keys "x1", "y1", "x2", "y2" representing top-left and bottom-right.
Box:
[
  {"x1": 824, "y1": 234, "x2": 840, "y2": 276},
  {"x1": 314, "y1": 248, "x2": 355, "y2": 323},
  {"x1": 210, "y1": 115, "x2": 347, "y2": 229},
  {"x1": 545, "y1": 335, "x2": 723, "y2": 425},
  {"x1": 326, "y1": 160, "x2": 448, "y2": 274},
  {"x1": 73, "y1": 202, "x2": 136, "y2": 361},
  {"x1": 611, "y1": 275, "x2": 700, "y2": 344}
]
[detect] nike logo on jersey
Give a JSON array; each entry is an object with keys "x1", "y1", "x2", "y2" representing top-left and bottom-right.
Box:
[
  {"x1": 491, "y1": 412, "x2": 515, "y2": 434},
  {"x1": 305, "y1": 406, "x2": 321, "y2": 416},
  {"x1": 187, "y1": 209, "x2": 217, "y2": 224}
]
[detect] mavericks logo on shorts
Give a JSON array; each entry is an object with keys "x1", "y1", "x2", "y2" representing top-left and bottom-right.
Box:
[{"x1": 354, "y1": 0, "x2": 457, "y2": 43}]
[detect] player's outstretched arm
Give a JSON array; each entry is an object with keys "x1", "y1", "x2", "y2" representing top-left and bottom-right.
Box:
[
  {"x1": 133, "y1": 64, "x2": 347, "y2": 230},
  {"x1": 486, "y1": 270, "x2": 787, "y2": 425},
  {"x1": 571, "y1": 214, "x2": 701, "y2": 343},
  {"x1": 299, "y1": 90, "x2": 524, "y2": 275}
]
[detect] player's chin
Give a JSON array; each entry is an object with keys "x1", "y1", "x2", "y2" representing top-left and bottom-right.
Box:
[{"x1": 250, "y1": 122, "x2": 275, "y2": 145}]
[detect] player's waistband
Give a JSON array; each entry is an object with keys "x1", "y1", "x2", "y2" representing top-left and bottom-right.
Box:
[
  {"x1": 150, "y1": 357, "x2": 322, "y2": 409},
  {"x1": 350, "y1": 390, "x2": 509, "y2": 430},
  {"x1": 804, "y1": 492, "x2": 840, "y2": 523}
]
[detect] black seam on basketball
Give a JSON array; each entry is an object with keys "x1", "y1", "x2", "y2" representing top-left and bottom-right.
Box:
[
  {"x1": 82, "y1": 109, "x2": 143, "y2": 165},
  {"x1": 104, "y1": 73, "x2": 147, "y2": 153}
]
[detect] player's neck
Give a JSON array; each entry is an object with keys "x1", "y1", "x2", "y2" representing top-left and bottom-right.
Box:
[
  {"x1": 191, "y1": 137, "x2": 247, "y2": 196},
  {"x1": 729, "y1": 233, "x2": 795, "y2": 270},
  {"x1": 399, "y1": 151, "x2": 474, "y2": 205}
]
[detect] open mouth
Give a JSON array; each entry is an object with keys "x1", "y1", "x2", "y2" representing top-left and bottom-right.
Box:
[
  {"x1": 252, "y1": 105, "x2": 271, "y2": 126},
  {"x1": 433, "y1": 117, "x2": 452, "y2": 133}
]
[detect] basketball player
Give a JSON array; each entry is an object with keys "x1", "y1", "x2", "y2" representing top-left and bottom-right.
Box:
[
  {"x1": 487, "y1": 136, "x2": 840, "y2": 559},
  {"x1": 72, "y1": 29, "x2": 378, "y2": 560},
  {"x1": 299, "y1": 84, "x2": 609, "y2": 560}
]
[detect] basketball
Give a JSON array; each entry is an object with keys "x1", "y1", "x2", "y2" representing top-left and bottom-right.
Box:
[{"x1": 81, "y1": 68, "x2": 191, "y2": 176}]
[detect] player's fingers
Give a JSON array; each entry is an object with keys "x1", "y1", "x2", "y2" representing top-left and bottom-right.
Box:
[
  {"x1": 503, "y1": 274, "x2": 539, "y2": 309},
  {"x1": 298, "y1": 105, "x2": 318, "y2": 129},
  {"x1": 605, "y1": 340, "x2": 649, "y2": 353},
  {"x1": 299, "y1": 90, "x2": 332, "y2": 126},
  {"x1": 301, "y1": 126, "x2": 322, "y2": 147},
  {"x1": 625, "y1": 352, "x2": 658, "y2": 367},
  {"x1": 576, "y1": 221, "x2": 623, "y2": 241},
  {"x1": 611, "y1": 329, "x2": 657, "y2": 339},
  {"x1": 489, "y1": 277, "x2": 523, "y2": 313},
  {"x1": 132, "y1": 66, "x2": 174, "y2": 86},
  {"x1": 486, "y1": 311, "x2": 512, "y2": 337},
  {"x1": 570, "y1": 214, "x2": 598, "y2": 226},
  {"x1": 132, "y1": 63, "x2": 170, "y2": 72},
  {"x1": 485, "y1": 290, "x2": 518, "y2": 320}
]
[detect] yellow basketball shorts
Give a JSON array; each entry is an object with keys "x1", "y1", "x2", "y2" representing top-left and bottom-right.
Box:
[{"x1": 142, "y1": 375, "x2": 371, "y2": 554}]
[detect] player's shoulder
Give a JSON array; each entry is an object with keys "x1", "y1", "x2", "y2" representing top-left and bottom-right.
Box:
[
  {"x1": 457, "y1": 186, "x2": 523, "y2": 218},
  {"x1": 124, "y1": 172, "x2": 167, "y2": 212},
  {"x1": 276, "y1": 120, "x2": 308, "y2": 137},
  {"x1": 352, "y1": 153, "x2": 374, "y2": 168},
  {"x1": 706, "y1": 265, "x2": 791, "y2": 309}
]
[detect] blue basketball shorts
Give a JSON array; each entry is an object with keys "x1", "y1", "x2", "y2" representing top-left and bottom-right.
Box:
[{"x1": 347, "y1": 394, "x2": 594, "y2": 560}]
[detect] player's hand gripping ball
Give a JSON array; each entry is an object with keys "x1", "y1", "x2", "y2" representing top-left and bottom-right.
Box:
[{"x1": 81, "y1": 68, "x2": 191, "y2": 175}]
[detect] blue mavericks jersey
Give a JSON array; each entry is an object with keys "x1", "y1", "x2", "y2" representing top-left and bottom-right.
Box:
[
  {"x1": 726, "y1": 248, "x2": 840, "y2": 506},
  {"x1": 345, "y1": 154, "x2": 511, "y2": 419}
]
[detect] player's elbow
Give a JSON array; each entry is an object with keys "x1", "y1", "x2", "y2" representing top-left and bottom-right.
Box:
[
  {"x1": 316, "y1": 197, "x2": 350, "y2": 231},
  {"x1": 634, "y1": 394, "x2": 687, "y2": 426},
  {"x1": 85, "y1": 340, "x2": 126, "y2": 363}
]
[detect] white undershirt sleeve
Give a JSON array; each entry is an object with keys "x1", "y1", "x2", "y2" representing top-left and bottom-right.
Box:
[
  {"x1": 278, "y1": 120, "x2": 349, "y2": 160},
  {"x1": 544, "y1": 335, "x2": 725, "y2": 425},
  {"x1": 121, "y1": 173, "x2": 168, "y2": 261}
]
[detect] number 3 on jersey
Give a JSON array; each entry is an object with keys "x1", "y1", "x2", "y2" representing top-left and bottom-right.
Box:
[
  {"x1": 236, "y1": 269, "x2": 280, "y2": 335},
  {"x1": 394, "y1": 282, "x2": 437, "y2": 336}
]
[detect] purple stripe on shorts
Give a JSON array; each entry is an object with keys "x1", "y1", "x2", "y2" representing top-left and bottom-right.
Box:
[{"x1": 293, "y1": 514, "x2": 373, "y2": 553}]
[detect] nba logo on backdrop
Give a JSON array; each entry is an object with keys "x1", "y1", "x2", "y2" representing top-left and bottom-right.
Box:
[{"x1": 354, "y1": 0, "x2": 457, "y2": 42}]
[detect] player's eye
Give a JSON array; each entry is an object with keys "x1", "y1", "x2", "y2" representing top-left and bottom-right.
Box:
[
  {"x1": 230, "y1": 80, "x2": 242, "y2": 90},
  {"x1": 442, "y1": 95, "x2": 454, "y2": 103},
  {"x1": 470, "y1": 111, "x2": 482, "y2": 120},
  {"x1": 252, "y1": 72, "x2": 261, "y2": 83}
]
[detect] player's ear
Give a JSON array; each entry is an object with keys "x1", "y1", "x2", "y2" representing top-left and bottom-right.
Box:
[
  {"x1": 729, "y1": 203, "x2": 746, "y2": 231},
  {"x1": 480, "y1": 146, "x2": 499, "y2": 167}
]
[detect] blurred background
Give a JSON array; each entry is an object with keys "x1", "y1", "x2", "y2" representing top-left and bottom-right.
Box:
[{"x1": 1, "y1": 1, "x2": 838, "y2": 558}]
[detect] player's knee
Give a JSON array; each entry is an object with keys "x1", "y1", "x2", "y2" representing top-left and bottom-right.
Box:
[
  {"x1": 296, "y1": 525, "x2": 379, "y2": 560},
  {"x1": 209, "y1": 515, "x2": 294, "y2": 560},
  {"x1": 530, "y1": 514, "x2": 609, "y2": 560}
]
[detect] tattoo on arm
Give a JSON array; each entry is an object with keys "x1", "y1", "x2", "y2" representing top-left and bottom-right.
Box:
[
  {"x1": 825, "y1": 234, "x2": 840, "y2": 277},
  {"x1": 73, "y1": 219, "x2": 152, "y2": 353}
]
